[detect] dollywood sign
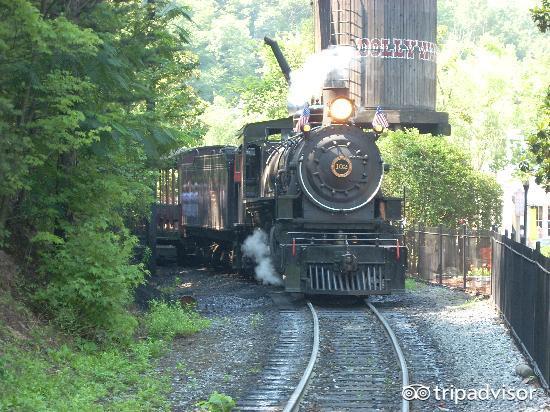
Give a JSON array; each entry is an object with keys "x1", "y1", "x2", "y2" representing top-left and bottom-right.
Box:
[{"x1": 352, "y1": 38, "x2": 437, "y2": 62}]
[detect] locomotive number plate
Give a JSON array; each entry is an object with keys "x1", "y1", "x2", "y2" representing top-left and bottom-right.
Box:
[{"x1": 331, "y1": 155, "x2": 352, "y2": 178}]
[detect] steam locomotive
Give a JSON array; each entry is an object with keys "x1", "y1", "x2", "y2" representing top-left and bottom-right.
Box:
[{"x1": 152, "y1": 41, "x2": 407, "y2": 296}]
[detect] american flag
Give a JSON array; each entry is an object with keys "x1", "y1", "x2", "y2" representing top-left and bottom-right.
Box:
[
  {"x1": 294, "y1": 104, "x2": 310, "y2": 132},
  {"x1": 372, "y1": 106, "x2": 389, "y2": 129}
]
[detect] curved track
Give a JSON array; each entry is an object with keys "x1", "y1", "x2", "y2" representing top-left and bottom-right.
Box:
[{"x1": 239, "y1": 300, "x2": 410, "y2": 411}]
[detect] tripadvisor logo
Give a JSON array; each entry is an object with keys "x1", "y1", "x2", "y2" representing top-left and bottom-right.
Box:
[{"x1": 402, "y1": 384, "x2": 536, "y2": 404}]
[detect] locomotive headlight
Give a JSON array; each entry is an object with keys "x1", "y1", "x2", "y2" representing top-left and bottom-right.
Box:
[{"x1": 329, "y1": 97, "x2": 354, "y2": 122}]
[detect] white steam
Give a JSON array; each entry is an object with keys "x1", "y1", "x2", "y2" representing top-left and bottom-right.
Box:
[
  {"x1": 287, "y1": 45, "x2": 356, "y2": 110},
  {"x1": 242, "y1": 229, "x2": 283, "y2": 286}
]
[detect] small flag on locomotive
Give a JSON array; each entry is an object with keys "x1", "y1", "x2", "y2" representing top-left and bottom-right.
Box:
[
  {"x1": 294, "y1": 104, "x2": 311, "y2": 132},
  {"x1": 372, "y1": 106, "x2": 389, "y2": 130}
]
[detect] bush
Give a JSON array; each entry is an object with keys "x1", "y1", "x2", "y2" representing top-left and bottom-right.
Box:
[
  {"x1": 378, "y1": 129, "x2": 502, "y2": 229},
  {"x1": 196, "y1": 392, "x2": 236, "y2": 412},
  {"x1": 34, "y1": 219, "x2": 146, "y2": 342},
  {"x1": 144, "y1": 300, "x2": 210, "y2": 340}
]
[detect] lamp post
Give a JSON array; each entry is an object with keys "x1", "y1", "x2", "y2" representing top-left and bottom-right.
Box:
[{"x1": 522, "y1": 178, "x2": 530, "y2": 245}]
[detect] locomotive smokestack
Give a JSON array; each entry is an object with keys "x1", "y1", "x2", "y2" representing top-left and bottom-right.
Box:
[{"x1": 264, "y1": 36, "x2": 291, "y2": 84}]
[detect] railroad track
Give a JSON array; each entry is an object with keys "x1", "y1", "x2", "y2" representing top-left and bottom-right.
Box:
[{"x1": 238, "y1": 301, "x2": 410, "y2": 412}]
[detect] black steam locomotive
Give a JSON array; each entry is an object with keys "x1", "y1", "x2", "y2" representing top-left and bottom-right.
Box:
[{"x1": 152, "y1": 42, "x2": 407, "y2": 296}]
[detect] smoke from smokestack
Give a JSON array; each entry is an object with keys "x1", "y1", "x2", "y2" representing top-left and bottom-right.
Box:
[
  {"x1": 287, "y1": 45, "x2": 356, "y2": 111},
  {"x1": 242, "y1": 229, "x2": 283, "y2": 286}
]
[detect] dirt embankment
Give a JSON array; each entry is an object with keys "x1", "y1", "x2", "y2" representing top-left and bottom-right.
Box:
[{"x1": 0, "y1": 251, "x2": 39, "y2": 342}]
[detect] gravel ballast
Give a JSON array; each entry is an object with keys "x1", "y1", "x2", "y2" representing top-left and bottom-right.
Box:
[
  {"x1": 151, "y1": 266, "x2": 283, "y2": 411},
  {"x1": 374, "y1": 282, "x2": 550, "y2": 411},
  {"x1": 145, "y1": 266, "x2": 549, "y2": 411}
]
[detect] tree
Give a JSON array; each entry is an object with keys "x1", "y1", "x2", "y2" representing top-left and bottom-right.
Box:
[
  {"x1": 520, "y1": 1, "x2": 550, "y2": 191},
  {"x1": 522, "y1": 89, "x2": 550, "y2": 191},
  {"x1": 198, "y1": 21, "x2": 314, "y2": 146},
  {"x1": 378, "y1": 129, "x2": 502, "y2": 229},
  {"x1": 184, "y1": 0, "x2": 312, "y2": 102},
  {"x1": 531, "y1": 0, "x2": 550, "y2": 32},
  {"x1": 236, "y1": 25, "x2": 314, "y2": 121},
  {"x1": 437, "y1": 39, "x2": 548, "y2": 172},
  {"x1": 437, "y1": 0, "x2": 549, "y2": 173},
  {"x1": 0, "y1": 0, "x2": 202, "y2": 340}
]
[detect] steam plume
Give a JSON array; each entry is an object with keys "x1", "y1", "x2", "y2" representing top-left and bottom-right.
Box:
[
  {"x1": 287, "y1": 45, "x2": 356, "y2": 110},
  {"x1": 242, "y1": 229, "x2": 283, "y2": 286}
]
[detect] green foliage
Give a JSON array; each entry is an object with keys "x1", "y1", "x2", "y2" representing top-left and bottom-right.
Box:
[
  {"x1": 144, "y1": 300, "x2": 211, "y2": 340},
  {"x1": 520, "y1": 5, "x2": 550, "y2": 191},
  {"x1": 186, "y1": 0, "x2": 311, "y2": 101},
  {"x1": 437, "y1": 0, "x2": 549, "y2": 172},
  {"x1": 437, "y1": 34, "x2": 548, "y2": 171},
  {"x1": 200, "y1": 96, "x2": 257, "y2": 146},
  {"x1": 199, "y1": 23, "x2": 313, "y2": 146},
  {"x1": 33, "y1": 219, "x2": 145, "y2": 342},
  {"x1": 541, "y1": 245, "x2": 550, "y2": 257},
  {"x1": 0, "y1": 282, "x2": 212, "y2": 410},
  {"x1": 439, "y1": 0, "x2": 545, "y2": 58},
  {"x1": 196, "y1": 391, "x2": 236, "y2": 412},
  {"x1": 0, "y1": 0, "x2": 203, "y2": 337},
  {"x1": 378, "y1": 129, "x2": 502, "y2": 229},
  {"x1": 0, "y1": 336, "x2": 171, "y2": 411},
  {"x1": 405, "y1": 278, "x2": 419, "y2": 291},
  {"x1": 186, "y1": 0, "x2": 313, "y2": 146},
  {"x1": 468, "y1": 265, "x2": 491, "y2": 277},
  {"x1": 531, "y1": 0, "x2": 550, "y2": 32},
  {"x1": 521, "y1": 88, "x2": 550, "y2": 191}
]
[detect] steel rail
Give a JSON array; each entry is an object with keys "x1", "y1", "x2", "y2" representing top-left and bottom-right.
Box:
[
  {"x1": 282, "y1": 301, "x2": 320, "y2": 412},
  {"x1": 366, "y1": 300, "x2": 410, "y2": 412}
]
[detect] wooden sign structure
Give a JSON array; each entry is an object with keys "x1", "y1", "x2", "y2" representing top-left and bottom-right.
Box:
[{"x1": 313, "y1": 0, "x2": 450, "y2": 135}]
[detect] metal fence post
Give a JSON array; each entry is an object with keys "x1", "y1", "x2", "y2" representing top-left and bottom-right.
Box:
[{"x1": 438, "y1": 224, "x2": 443, "y2": 284}]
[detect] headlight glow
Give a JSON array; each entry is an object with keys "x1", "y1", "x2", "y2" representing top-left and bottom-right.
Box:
[{"x1": 329, "y1": 97, "x2": 354, "y2": 121}]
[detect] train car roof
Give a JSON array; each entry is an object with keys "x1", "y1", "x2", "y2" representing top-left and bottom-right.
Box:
[
  {"x1": 157, "y1": 145, "x2": 236, "y2": 168},
  {"x1": 240, "y1": 117, "x2": 293, "y2": 145}
]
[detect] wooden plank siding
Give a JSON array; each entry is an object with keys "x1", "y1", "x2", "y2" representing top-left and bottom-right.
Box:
[{"x1": 313, "y1": 0, "x2": 438, "y2": 111}]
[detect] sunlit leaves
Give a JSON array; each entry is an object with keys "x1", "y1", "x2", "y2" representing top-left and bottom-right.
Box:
[{"x1": 379, "y1": 129, "x2": 503, "y2": 229}]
